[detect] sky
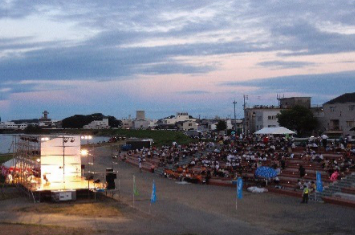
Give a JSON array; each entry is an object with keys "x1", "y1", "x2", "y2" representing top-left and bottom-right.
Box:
[{"x1": 0, "y1": 0, "x2": 355, "y2": 121}]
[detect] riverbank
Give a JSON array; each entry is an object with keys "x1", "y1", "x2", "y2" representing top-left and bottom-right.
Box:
[
  {"x1": 0, "y1": 129, "x2": 196, "y2": 147},
  {"x1": 0, "y1": 154, "x2": 13, "y2": 164}
]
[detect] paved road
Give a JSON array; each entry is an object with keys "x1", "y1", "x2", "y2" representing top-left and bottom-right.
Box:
[{"x1": 94, "y1": 146, "x2": 355, "y2": 234}]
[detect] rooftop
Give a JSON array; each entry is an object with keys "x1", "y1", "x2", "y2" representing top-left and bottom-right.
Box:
[{"x1": 324, "y1": 92, "x2": 355, "y2": 105}]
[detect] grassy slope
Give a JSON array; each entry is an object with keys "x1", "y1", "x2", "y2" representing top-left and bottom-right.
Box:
[
  {"x1": 26, "y1": 129, "x2": 195, "y2": 147},
  {"x1": 0, "y1": 154, "x2": 13, "y2": 164}
]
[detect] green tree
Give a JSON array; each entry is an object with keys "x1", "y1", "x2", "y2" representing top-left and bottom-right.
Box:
[
  {"x1": 216, "y1": 120, "x2": 227, "y2": 131},
  {"x1": 277, "y1": 105, "x2": 318, "y2": 137},
  {"x1": 62, "y1": 113, "x2": 122, "y2": 128},
  {"x1": 24, "y1": 124, "x2": 43, "y2": 134}
]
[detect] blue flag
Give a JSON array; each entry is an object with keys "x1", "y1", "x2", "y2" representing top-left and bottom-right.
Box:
[
  {"x1": 316, "y1": 171, "x2": 323, "y2": 192},
  {"x1": 237, "y1": 177, "x2": 243, "y2": 199},
  {"x1": 151, "y1": 180, "x2": 156, "y2": 203}
]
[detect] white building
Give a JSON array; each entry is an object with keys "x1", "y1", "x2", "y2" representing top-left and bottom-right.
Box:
[
  {"x1": 133, "y1": 120, "x2": 150, "y2": 129},
  {"x1": 245, "y1": 106, "x2": 282, "y2": 134},
  {"x1": 121, "y1": 117, "x2": 134, "y2": 129},
  {"x1": 0, "y1": 122, "x2": 28, "y2": 130},
  {"x1": 162, "y1": 112, "x2": 195, "y2": 125},
  {"x1": 83, "y1": 118, "x2": 109, "y2": 129},
  {"x1": 182, "y1": 120, "x2": 199, "y2": 131},
  {"x1": 323, "y1": 92, "x2": 355, "y2": 136}
]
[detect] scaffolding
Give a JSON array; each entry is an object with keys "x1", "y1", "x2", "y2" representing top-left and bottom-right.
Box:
[
  {"x1": 4, "y1": 135, "x2": 106, "y2": 202},
  {"x1": 13, "y1": 135, "x2": 41, "y2": 191}
]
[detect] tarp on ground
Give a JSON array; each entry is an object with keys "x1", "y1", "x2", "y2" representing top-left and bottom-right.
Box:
[{"x1": 254, "y1": 127, "x2": 296, "y2": 135}]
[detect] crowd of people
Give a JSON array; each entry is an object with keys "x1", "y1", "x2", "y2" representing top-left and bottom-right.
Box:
[
  {"x1": 122, "y1": 135, "x2": 297, "y2": 183},
  {"x1": 121, "y1": 133, "x2": 355, "y2": 193}
]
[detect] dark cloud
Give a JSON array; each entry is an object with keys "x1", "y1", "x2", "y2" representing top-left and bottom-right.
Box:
[
  {"x1": 1, "y1": 0, "x2": 354, "y2": 84},
  {"x1": 271, "y1": 22, "x2": 355, "y2": 56},
  {"x1": 1, "y1": 0, "x2": 355, "y2": 118},
  {"x1": 0, "y1": 34, "x2": 261, "y2": 82},
  {"x1": 221, "y1": 71, "x2": 355, "y2": 104}
]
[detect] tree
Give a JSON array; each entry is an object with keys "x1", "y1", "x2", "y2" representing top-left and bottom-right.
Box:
[
  {"x1": 24, "y1": 124, "x2": 43, "y2": 134},
  {"x1": 277, "y1": 105, "x2": 318, "y2": 137},
  {"x1": 216, "y1": 120, "x2": 227, "y2": 131},
  {"x1": 62, "y1": 113, "x2": 122, "y2": 128}
]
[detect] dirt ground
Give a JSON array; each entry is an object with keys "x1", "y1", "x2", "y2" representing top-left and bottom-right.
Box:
[
  {"x1": 0, "y1": 223, "x2": 100, "y2": 235},
  {"x1": 15, "y1": 199, "x2": 123, "y2": 217},
  {"x1": 1, "y1": 146, "x2": 354, "y2": 235}
]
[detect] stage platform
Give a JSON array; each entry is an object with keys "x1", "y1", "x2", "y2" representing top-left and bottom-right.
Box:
[{"x1": 21, "y1": 176, "x2": 105, "y2": 192}]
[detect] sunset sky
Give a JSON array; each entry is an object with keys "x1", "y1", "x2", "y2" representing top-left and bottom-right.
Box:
[{"x1": 1, "y1": 0, "x2": 355, "y2": 121}]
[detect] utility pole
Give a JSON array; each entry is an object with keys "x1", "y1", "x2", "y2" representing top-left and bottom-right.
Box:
[
  {"x1": 233, "y1": 100, "x2": 237, "y2": 133},
  {"x1": 243, "y1": 95, "x2": 248, "y2": 136}
]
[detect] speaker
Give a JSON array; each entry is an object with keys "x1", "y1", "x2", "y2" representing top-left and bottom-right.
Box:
[
  {"x1": 106, "y1": 172, "x2": 116, "y2": 189},
  {"x1": 85, "y1": 174, "x2": 94, "y2": 180}
]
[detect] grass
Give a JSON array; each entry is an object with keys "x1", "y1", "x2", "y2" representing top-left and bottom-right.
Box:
[
  {"x1": 20, "y1": 128, "x2": 196, "y2": 147},
  {"x1": 106, "y1": 129, "x2": 196, "y2": 147},
  {"x1": 0, "y1": 153, "x2": 13, "y2": 164},
  {"x1": 1, "y1": 128, "x2": 196, "y2": 147}
]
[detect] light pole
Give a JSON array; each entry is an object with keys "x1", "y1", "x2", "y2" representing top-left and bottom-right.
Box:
[
  {"x1": 233, "y1": 100, "x2": 237, "y2": 133},
  {"x1": 243, "y1": 95, "x2": 248, "y2": 136}
]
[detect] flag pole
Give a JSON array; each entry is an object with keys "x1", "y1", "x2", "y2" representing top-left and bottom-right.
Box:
[
  {"x1": 133, "y1": 175, "x2": 135, "y2": 208},
  {"x1": 236, "y1": 181, "x2": 238, "y2": 211},
  {"x1": 149, "y1": 180, "x2": 153, "y2": 214},
  {"x1": 315, "y1": 171, "x2": 317, "y2": 201},
  {"x1": 118, "y1": 179, "x2": 121, "y2": 198}
]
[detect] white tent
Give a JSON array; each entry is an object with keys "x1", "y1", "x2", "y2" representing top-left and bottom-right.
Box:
[{"x1": 254, "y1": 127, "x2": 296, "y2": 135}]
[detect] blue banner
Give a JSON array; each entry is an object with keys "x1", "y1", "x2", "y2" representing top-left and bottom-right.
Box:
[
  {"x1": 237, "y1": 177, "x2": 243, "y2": 199},
  {"x1": 151, "y1": 180, "x2": 157, "y2": 203},
  {"x1": 316, "y1": 171, "x2": 323, "y2": 192}
]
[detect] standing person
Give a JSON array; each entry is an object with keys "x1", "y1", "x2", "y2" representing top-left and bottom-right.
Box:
[
  {"x1": 280, "y1": 157, "x2": 286, "y2": 170},
  {"x1": 138, "y1": 156, "x2": 142, "y2": 173},
  {"x1": 206, "y1": 170, "x2": 211, "y2": 184},
  {"x1": 301, "y1": 185, "x2": 309, "y2": 203},
  {"x1": 299, "y1": 165, "x2": 306, "y2": 178}
]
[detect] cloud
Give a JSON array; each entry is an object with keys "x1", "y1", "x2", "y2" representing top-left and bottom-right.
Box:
[
  {"x1": 221, "y1": 70, "x2": 355, "y2": 104},
  {"x1": 177, "y1": 90, "x2": 211, "y2": 95},
  {"x1": 1, "y1": 1, "x2": 355, "y2": 120},
  {"x1": 256, "y1": 60, "x2": 316, "y2": 69},
  {"x1": 1, "y1": 0, "x2": 355, "y2": 84}
]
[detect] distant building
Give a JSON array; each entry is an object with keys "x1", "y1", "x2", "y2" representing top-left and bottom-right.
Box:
[
  {"x1": 0, "y1": 122, "x2": 28, "y2": 130},
  {"x1": 38, "y1": 110, "x2": 59, "y2": 128},
  {"x1": 83, "y1": 118, "x2": 109, "y2": 129},
  {"x1": 323, "y1": 92, "x2": 355, "y2": 136},
  {"x1": 136, "y1": 110, "x2": 145, "y2": 120},
  {"x1": 0, "y1": 110, "x2": 59, "y2": 130},
  {"x1": 311, "y1": 106, "x2": 326, "y2": 133},
  {"x1": 181, "y1": 120, "x2": 199, "y2": 131},
  {"x1": 39, "y1": 110, "x2": 50, "y2": 121},
  {"x1": 121, "y1": 117, "x2": 134, "y2": 129},
  {"x1": 134, "y1": 119, "x2": 150, "y2": 129},
  {"x1": 161, "y1": 112, "x2": 195, "y2": 125},
  {"x1": 245, "y1": 106, "x2": 282, "y2": 134},
  {"x1": 133, "y1": 110, "x2": 150, "y2": 129}
]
